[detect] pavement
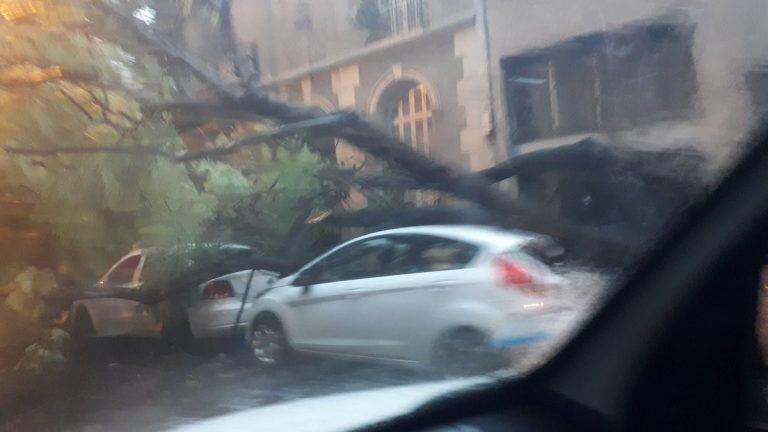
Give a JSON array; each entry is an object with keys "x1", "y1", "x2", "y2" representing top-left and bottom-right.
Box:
[{"x1": 1, "y1": 338, "x2": 441, "y2": 432}]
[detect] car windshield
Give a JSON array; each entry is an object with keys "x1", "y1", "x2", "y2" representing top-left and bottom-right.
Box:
[{"x1": 0, "y1": 1, "x2": 765, "y2": 431}]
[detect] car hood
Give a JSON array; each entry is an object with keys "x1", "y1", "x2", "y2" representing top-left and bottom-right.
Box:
[{"x1": 167, "y1": 378, "x2": 487, "y2": 432}]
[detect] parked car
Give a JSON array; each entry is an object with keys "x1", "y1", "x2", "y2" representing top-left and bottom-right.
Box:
[
  {"x1": 70, "y1": 245, "x2": 278, "y2": 344},
  {"x1": 245, "y1": 225, "x2": 572, "y2": 372}
]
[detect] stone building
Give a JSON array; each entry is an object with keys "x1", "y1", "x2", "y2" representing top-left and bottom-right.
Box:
[
  {"x1": 231, "y1": 0, "x2": 493, "y2": 177},
  {"x1": 229, "y1": 0, "x2": 768, "y2": 219}
]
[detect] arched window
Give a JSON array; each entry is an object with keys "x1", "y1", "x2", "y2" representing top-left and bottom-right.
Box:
[
  {"x1": 390, "y1": 83, "x2": 433, "y2": 154},
  {"x1": 374, "y1": 79, "x2": 437, "y2": 204}
]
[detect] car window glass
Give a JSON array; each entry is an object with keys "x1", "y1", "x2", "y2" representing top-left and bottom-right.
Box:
[
  {"x1": 315, "y1": 238, "x2": 394, "y2": 283},
  {"x1": 411, "y1": 237, "x2": 478, "y2": 273},
  {"x1": 379, "y1": 238, "x2": 420, "y2": 275},
  {"x1": 106, "y1": 255, "x2": 141, "y2": 286}
]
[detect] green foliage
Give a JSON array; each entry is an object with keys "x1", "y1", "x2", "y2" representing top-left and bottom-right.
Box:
[
  {"x1": 13, "y1": 328, "x2": 69, "y2": 374},
  {"x1": 253, "y1": 146, "x2": 325, "y2": 235},
  {"x1": 4, "y1": 267, "x2": 58, "y2": 320},
  {"x1": 0, "y1": 1, "x2": 221, "y2": 274},
  {"x1": 0, "y1": 267, "x2": 64, "y2": 372},
  {"x1": 192, "y1": 160, "x2": 255, "y2": 218}
]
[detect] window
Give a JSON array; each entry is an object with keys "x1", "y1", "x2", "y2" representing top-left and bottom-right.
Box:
[
  {"x1": 354, "y1": 0, "x2": 427, "y2": 43},
  {"x1": 409, "y1": 236, "x2": 478, "y2": 272},
  {"x1": 392, "y1": 83, "x2": 432, "y2": 154},
  {"x1": 377, "y1": 80, "x2": 437, "y2": 205},
  {"x1": 313, "y1": 238, "x2": 397, "y2": 283},
  {"x1": 504, "y1": 24, "x2": 697, "y2": 144},
  {"x1": 387, "y1": 0, "x2": 426, "y2": 36},
  {"x1": 310, "y1": 235, "x2": 477, "y2": 282},
  {"x1": 106, "y1": 255, "x2": 141, "y2": 286}
]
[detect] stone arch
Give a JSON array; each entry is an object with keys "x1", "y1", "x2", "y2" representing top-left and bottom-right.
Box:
[
  {"x1": 368, "y1": 72, "x2": 437, "y2": 156},
  {"x1": 367, "y1": 68, "x2": 441, "y2": 121}
]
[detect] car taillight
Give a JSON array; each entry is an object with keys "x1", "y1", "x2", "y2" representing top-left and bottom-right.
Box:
[
  {"x1": 202, "y1": 280, "x2": 234, "y2": 300},
  {"x1": 493, "y1": 258, "x2": 543, "y2": 296}
]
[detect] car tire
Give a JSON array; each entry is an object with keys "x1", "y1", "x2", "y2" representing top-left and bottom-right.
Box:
[
  {"x1": 249, "y1": 314, "x2": 291, "y2": 366},
  {"x1": 432, "y1": 327, "x2": 500, "y2": 376}
]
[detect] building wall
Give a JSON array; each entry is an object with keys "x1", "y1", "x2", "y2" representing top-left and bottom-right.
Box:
[
  {"x1": 231, "y1": 0, "x2": 475, "y2": 82},
  {"x1": 271, "y1": 27, "x2": 471, "y2": 166},
  {"x1": 230, "y1": 0, "x2": 499, "y2": 175},
  {"x1": 232, "y1": 0, "x2": 768, "y2": 174},
  {"x1": 483, "y1": 0, "x2": 768, "y2": 168}
]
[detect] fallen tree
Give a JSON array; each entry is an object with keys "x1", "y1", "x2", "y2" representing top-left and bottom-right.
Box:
[{"x1": 1, "y1": 0, "x2": 708, "y2": 305}]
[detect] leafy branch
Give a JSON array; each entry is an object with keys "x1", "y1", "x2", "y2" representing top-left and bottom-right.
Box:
[{"x1": 10, "y1": 0, "x2": 633, "y2": 265}]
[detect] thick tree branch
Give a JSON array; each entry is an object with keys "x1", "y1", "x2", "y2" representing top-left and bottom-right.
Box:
[
  {"x1": 324, "y1": 169, "x2": 423, "y2": 191},
  {"x1": 480, "y1": 139, "x2": 607, "y2": 183},
  {"x1": 480, "y1": 138, "x2": 706, "y2": 188},
  {"x1": 5, "y1": 113, "x2": 355, "y2": 162},
  {"x1": 143, "y1": 100, "x2": 264, "y2": 123},
  {"x1": 175, "y1": 112, "x2": 355, "y2": 162},
  {"x1": 92, "y1": 0, "x2": 638, "y2": 259}
]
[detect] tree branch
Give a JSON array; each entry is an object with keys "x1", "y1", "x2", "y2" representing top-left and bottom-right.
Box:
[
  {"x1": 94, "y1": 0, "x2": 242, "y2": 100},
  {"x1": 174, "y1": 112, "x2": 355, "y2": 162},
  {"x1": 78, "y1": 84, "x2": 140, "y2": 127},
  {"x1": 143, "y1": 100, "x2": 265, "y2": 123},
  {"x1": 325, "y1": 169, "x2": 423, "y2": 190},
  {"x1": 92, "y1": 0, "x2": 638, "y2": 260},
  {"x1": 57, "y1": 86, "x2": 95, "y2": 122}
]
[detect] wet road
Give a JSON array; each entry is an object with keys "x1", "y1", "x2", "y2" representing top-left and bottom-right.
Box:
[
  {"x1": 2, "y1": 339, "x2": 438, "y2": 432},
  {"x1": 1, "y1": 271, "x2": 606, "y2": 431}
]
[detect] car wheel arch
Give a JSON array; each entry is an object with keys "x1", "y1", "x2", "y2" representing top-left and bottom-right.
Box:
[
  {"x1": 434, "y1": 325, "x2": 491, "y2": 345},
  {"x1": 72, "y1": 304, "x2": 96, "y2": 335},
  {"x1": 422, "y1": 324, "x2": 492, "y2": 363},
  {"x1": 250, "y1": 311, "x2": 288, "y2": 339}
]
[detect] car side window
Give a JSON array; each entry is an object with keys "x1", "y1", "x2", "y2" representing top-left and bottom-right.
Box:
[
  {"x1": 409, "y1": 236, "x2": 478, "y2": 273},
  {"x1": 313, "y1": 238, "x2": 396, "y2": 283},
  {"x1": 106, "y1": 255, "x2": 141, "y2": 286}
]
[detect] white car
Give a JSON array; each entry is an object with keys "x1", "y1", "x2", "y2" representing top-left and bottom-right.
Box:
[
  {"x1": 70, "y1": 246, "x2": 278, "y2": 343},
  {"x1": 246, "y1": 225, "x2": 569, "y2": 372}
]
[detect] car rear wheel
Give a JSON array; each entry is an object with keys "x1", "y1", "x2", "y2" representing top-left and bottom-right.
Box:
[
  {"x1": 432, "y1": 328, "x2": 500, "y2": 376},
  {"x1": 250, "y1": 315, "x2": 290, "y2": 365}
]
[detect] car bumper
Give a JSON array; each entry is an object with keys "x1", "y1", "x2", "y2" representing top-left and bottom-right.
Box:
[
  {"x1": 190, "y1": 322, "x2": 247, "y2": 339},
  {"x1": 489, "y1": 308, "x2": 580, "y2": 358},
  {"x1": 187, "y1": 298, "x2": 252, "y2": 339}
]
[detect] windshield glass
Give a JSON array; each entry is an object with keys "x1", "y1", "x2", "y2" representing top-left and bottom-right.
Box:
[{"x1": 0, "y1": 1, "x2": 765, "y2": 430}]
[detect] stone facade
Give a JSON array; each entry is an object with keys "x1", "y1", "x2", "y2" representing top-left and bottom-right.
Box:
[
  {"x1": 231, "y1": 0, "x2": 492, "y2": 175},
  {"x1": 483, "y1": 0, "x2": 768, "y2": 164},
  {"x1": 230, "y1": 0, "x2": 768, "y2": 179}
]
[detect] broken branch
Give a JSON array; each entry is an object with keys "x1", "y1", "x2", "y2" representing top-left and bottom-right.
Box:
[{"x1": 175, "y1": 112, "x2": 355, "y2": 162}]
